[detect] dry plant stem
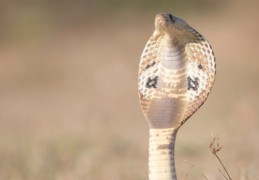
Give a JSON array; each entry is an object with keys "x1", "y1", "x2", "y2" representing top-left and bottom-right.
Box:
[
  {"x1": 210, "y1": 137, "x2": 232, "y2": 180},
  {"x1": 219, "y1": 169, "x2": 229, "y2": 180},
  {"x1": 201, "y1": 172, "x2": 209, "y2": 180},
  {"x1": 215, "y1": 153, "x2": 232, "y2": 180},
  {"x1": 149, "y1": 128, "x2": 178, "y2": 180}
]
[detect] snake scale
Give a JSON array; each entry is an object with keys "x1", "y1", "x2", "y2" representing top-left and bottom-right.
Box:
[{"x1": 138, "y1": 14, "x2": 216, "y2": 180}]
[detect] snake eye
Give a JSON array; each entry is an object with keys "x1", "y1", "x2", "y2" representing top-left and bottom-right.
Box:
[{"x1": 168, "y1": 14, "x2": 175, "y2": 23}]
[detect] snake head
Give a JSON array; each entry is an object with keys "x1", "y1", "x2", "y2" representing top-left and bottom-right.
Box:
[{"x1": 155, "y1": 13, "x2": 199, "y2": 43}]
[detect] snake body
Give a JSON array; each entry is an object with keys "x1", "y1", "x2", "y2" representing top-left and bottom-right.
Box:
[{"x1": 138, "y1": 14, "x2": 216, "y2": 180}]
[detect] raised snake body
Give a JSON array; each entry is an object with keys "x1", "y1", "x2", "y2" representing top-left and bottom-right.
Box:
[{"x1": 138, "y1": 14, "x2": 216, "y2": 180}]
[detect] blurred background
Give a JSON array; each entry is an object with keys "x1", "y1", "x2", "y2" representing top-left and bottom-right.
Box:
[{"x1": 0, "y1": 0, "x2": 259, "y2": 179}]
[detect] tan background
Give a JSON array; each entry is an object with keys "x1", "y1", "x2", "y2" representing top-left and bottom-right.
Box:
[{"x1": 0, "y1": 0, "x2": 259, "y2": 179}]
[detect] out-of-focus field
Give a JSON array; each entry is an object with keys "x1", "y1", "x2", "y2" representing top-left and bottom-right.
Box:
[{"x1": 0, "y1": 0, "x2": 259, "y2": 179}]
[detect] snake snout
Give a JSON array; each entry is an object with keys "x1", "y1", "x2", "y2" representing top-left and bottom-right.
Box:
[{"x1": 155, "y1": 13, "x2": 175, "y2": 24}]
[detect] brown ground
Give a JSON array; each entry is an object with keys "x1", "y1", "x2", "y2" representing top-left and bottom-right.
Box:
[{"x1": 0, "y1": 0, "x2": 259, "y2": 179}]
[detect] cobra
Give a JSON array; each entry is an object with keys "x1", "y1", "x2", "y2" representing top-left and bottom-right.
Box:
[{"x1": 138, "y1": 14, "x2": 216, "y2": 180}]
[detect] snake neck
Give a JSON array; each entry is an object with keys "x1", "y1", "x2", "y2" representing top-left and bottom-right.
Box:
[
  {"x1": 160, "y1": 37, "x2": 186, "y2": 69},
  {"x1": 145, "y1": 37, "x2": 188, "y2": 129},
  {"x1": 149, "y1": 128, "x2": 178, "y2": 180}
]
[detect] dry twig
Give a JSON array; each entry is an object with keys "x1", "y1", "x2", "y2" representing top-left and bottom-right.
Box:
[
  {"x1": 210, "y1": 137, "x2": 232, "y2": 180},
  {"x1": 219, "y1": 169, "x2": 229, "y2": 180},
  {"x1": 201, "y1": 172, "x2": 209, "y2": 180}
]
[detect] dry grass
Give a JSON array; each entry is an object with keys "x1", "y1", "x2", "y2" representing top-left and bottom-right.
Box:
[
  {"x1": 0, "y1": 0, "x2": 259, "y2": 179},
  {"x1": 210, "y1": 137, "x2": 232, "y2": 180}
]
